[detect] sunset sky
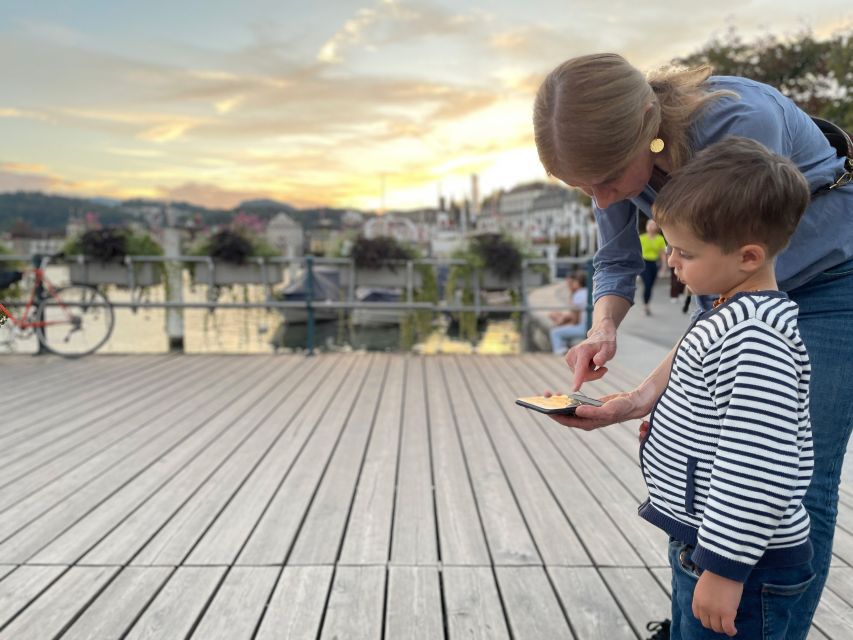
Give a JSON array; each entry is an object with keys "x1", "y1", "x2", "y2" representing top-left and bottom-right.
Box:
[{"x1": 1, "y1": 1, "x2": 850, "y2": 211}]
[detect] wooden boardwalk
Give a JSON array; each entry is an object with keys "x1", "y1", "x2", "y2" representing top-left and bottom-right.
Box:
[{"x1": 2, "y1": 352, "x2": 853, "y2": 639}]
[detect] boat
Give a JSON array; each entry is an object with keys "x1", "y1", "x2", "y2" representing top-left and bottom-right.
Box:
[
  {"x1": 276, "y1": 268, "x2": 342, "y2": 324},
  {"x1": 351, "y1": 287, "x2": 404, "y2": 326}
]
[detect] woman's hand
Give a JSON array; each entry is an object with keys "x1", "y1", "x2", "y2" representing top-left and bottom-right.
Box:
[
  {"x1": 565, "y1": 319, "x2": 618, "y2": 390},
  {"x1": 542, "y1": 387, "x2": 656, "y2": 432}
]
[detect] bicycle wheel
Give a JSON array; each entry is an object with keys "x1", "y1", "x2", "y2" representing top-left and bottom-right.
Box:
[{"x1": 36, "y1": 285, "x2": 115, "y2": 357}]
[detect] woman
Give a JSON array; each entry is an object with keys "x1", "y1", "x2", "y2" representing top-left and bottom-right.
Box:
[
  {"x1": 639, "y1": 219, "x2": 667, "y2": 315},
  {"x1": 533, "y1": 53, "x2": 853, "y2": 640}
]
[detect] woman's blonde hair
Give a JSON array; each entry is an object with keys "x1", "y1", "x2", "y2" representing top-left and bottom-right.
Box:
[{"x1": 533, "y1": 53, "x2": 735, "y2": 184}]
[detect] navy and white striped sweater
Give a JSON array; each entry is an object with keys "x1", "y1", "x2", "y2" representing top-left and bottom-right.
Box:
[{"x1": 638, "y1": 291, "x2": 813, "y2": 582}]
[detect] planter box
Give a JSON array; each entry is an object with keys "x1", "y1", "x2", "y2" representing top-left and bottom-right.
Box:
[
  {"x1": 480, "y1": 270, "x2": 547, "y2": 291},
  {"x1": 69, "y1": 262, "x2": 161, "y2": 288},
  {"x1": 193, "y1": 262, "x2": 284, "y2": 286},
  {"x1": 351, "y1": 267, "x2": 423, "y2": 289}
]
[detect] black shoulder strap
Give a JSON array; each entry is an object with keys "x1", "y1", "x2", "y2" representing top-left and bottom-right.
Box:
[
  {"x1": 810, "y1": 116, "x2": 853, "y2": 198},
  {"x1": 811, "y1": 116, "x2": 853, "y2": 161}
]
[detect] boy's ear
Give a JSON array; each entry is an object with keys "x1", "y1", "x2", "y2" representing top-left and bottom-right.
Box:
[{"x1": 738, "y1": 244, "x2": 767, "y2": 272}]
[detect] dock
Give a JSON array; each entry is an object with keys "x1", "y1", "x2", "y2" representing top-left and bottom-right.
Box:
[{"x1": 2, "y1": 337, "x2": 853, "y2": 637}]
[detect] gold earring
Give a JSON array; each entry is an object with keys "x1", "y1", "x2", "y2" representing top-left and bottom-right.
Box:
[{"x1": 650, "y1": 138, "x2": 665, "y2": 154}]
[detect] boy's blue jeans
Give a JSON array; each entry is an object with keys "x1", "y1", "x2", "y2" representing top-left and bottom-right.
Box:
[{"x1": 668, "y1": 540, "x2": 814, "y2": 640}]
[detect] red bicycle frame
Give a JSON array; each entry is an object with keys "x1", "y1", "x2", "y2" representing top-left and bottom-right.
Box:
[{"x1": 0, "y1": 266, "x2": 75, "y2": 329}]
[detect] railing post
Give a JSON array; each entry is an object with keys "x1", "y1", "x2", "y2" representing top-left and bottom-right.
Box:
[
  {"x1": 585, "y1": 258, "x2": 594, "y2": 334},
  {"x1": 306, "y1": 255, "x2": 315, "y2": 356},
  {"x1": 163, "y1": 222, "x2": 185, "y2": 352},
  {"x1": 34, "y1": 254, "x2": 47, "y2": 355},
  {"x1": 520, "y1": 259, "x2": 530, "y2": 352}
]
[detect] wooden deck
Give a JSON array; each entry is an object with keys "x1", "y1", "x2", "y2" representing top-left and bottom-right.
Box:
[{"x1": 1, "y1": 352, "x2": 853, "y2": 639}]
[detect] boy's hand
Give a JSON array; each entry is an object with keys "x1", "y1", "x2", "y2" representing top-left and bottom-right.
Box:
[{"x1": 692, "y1": 570, "x2": 743, "y2": 637}]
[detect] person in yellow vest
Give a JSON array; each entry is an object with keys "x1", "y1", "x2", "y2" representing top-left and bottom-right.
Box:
[{"x1": 639, "y1": 219, "x2": 668, "y2": 315}]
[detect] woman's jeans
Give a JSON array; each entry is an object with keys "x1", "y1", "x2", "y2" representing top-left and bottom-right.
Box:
[
  {"x1": 783, "y1": 258, "x2": 853, "y2": 639},
  {"x1": 640, "y1": 259, "x2": 659, "y2": 304},
  {"x1": 668, "y1": 540, "x2": 814, "y2": 640}
]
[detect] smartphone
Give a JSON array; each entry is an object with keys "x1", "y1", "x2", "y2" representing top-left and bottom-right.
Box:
[{"x1": 515, "y1": 392, "x2": 604, "y2": 415}]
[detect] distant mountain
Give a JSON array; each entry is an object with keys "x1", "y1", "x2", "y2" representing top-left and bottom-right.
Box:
[
  {"x1": 238, "y1": 199, "x2": 296, "y2": 212},
  {"x1": 87, "y1": 197, "x2": 123, "y2": 208}
]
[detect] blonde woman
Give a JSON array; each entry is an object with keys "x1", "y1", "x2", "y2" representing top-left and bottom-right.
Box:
[{"x1": 534, "y1": 53, "x2": 853, "y2": 640}]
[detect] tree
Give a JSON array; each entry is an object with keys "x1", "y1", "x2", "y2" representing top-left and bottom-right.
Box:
[{"x1": 676, "y1": 27, "x2": 853, "y2": 130}]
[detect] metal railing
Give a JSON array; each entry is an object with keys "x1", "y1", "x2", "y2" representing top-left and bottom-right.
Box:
[{"x1": 0, "y1": 253, "x2": 594, "y2": 354}]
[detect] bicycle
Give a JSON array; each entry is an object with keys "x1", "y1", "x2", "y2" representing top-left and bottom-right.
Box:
[{"x1": 0, "y1": 253, "x2": 115, "y2": 357}]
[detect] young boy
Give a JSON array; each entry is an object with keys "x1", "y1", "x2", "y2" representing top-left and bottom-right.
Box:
[{"x1": 640, "y1": 137, "x2": 814, "y2": 639}]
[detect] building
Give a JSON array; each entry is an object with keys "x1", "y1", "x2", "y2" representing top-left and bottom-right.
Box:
[
  {"x1": 476, "y1": 182, "x2": 594, "y2": 252},
  {"x1": 266, "y1": 212, "x2": 304, "y2": 260}
]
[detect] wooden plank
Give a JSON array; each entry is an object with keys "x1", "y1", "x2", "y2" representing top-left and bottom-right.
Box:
[
  {"x1": 124, "y1": 566, "x2": 226, "y2": 640},
  {"x1": 319, "y1": 566, "x2": 385, "y2": 640},
  {"x1": 0, "y1": 566, "x2": 117, "y2": 640},
  {"x1": 465, "y1": 356, "x2": 594, "y2": 566},
  {"x1": 0, "y1": 356, "x2": 171, "y2": 443},
  {"x1": 440, "y1": 357, "x2": 539, "y2": 566},
  {"x1": 0, "y1": 356, "x2": 246, "y2": 521},
  {"x1": 0, "y1": 357, "x2": 278, "y2": 564},
  {"x1": 494, "y1": 566, "x2": 574, "y2": 639},
  {"x1": 442, "y1": 566, "x2": 510, "y2": 640},
  {"x1": 830, "y1": 526, "x2": 853, "y2": 567},
  {"x1": 516, "y1": 355, "x2": 668, "y2": 565},
  {"x1": 255, "y1": 566, "x2": 333, "y2": 640},
  {"x1": 390, "y1": 356, "x2": 438, "y2": 565},
  {"x1": 0, "y1": 565, "x2": 66, "y2": 629},
  {"x1": 0, "y1": 356, "x2": 213, "y2": 502},
  {"x1": 599, "y1": 568, "x2": 672, "y2": 638},
  {"x1": 548, "y1": 567, "x2": 636, "y2": 639},
  {"x1": 19, "y1": 357, "x2": 281, "y2": 565},
  {"x1": 191, "y1": 567, "x2": 280, "y2": 640},
  {"x1": 130, "y1": 356, "x2": 340, "y2": 566},
  {"x1": 277, "y1": 354, "x2": 389, "y2": 565},
  {"x1": 423, "y1": 358, "x2": 490, "y2": 566},
  {"x1": 190, "y1": 355, "x2": 365, "y2": 565},
  {"x1": 338, "y1": 355, "x2": 405, "y2": 565},
  {"x1": 385, "y1": 566, "x2": 444, "y2": 640},
  {"x1": 0, "y1": 566, "x2": 14, "y2": 582},
  {"x1": 1, "y1": 356, "x2": 137, "y2": 415},
  {"x1": 1, "y1": 356, "x2": 101, "y2": 403},
  {"x1": 61, "y1": 567, "x2": 172, "y2": 640},
  {"x1": 826, "y1": 567, "x2": 853, "y2": 607},
  {"x1": 78, "y1": 357, "x2": 311, "y2": 566},
  {"x1": 813, "y1": 588, "x2": 853, "y2": 639},
  {"x1": 808, "y1": 625, "x2": 832, "y2": 640},
  {"x1": 488, "y1": 357, "x2": 643, "y2": 567},
  {"x1": 0, "y1": 355, "x2": 208, "y2": 477},
  {"x1": 650, "y1": 567, "x2": 672, "y2": 596}
]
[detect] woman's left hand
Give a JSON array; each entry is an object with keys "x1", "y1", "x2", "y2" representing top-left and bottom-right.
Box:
[{"x1": 542, "y1": 389, "x2": 652, "y2": 431}]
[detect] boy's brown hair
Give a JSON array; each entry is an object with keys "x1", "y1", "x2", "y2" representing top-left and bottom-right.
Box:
[{"x1": 652, "y1": 136, "x2": 810, "y2": 256}]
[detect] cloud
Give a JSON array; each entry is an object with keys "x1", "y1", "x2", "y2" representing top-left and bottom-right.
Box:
[
  {"x1": 317, "y1": 0, "x2": 485, "y2": 64},
  {"x1": 105, "y1": 147, "x2": 164, "y2": 158},
  {"x1": 138, "y1": 122, "x2": 196, "y2": 142},
  {"x1": 0, "y1": 164, "x2": 64, "y2": 192},
  {"x1": 0, "y1": 107, "x2": 48, "y2": 121}
]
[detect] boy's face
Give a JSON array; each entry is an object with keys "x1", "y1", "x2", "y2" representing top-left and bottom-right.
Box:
[{"x1": 659, "y1": 222, "x2": 744, "y2": 296}]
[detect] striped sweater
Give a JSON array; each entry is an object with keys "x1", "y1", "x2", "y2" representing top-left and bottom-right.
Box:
[{"x1": 638, "y1": 291, "x2": 814, "y2": 582}]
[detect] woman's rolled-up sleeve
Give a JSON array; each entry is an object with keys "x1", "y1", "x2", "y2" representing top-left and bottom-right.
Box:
[{"x1": 592, "y1": 200, "x2": 644, "y2": 305}]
